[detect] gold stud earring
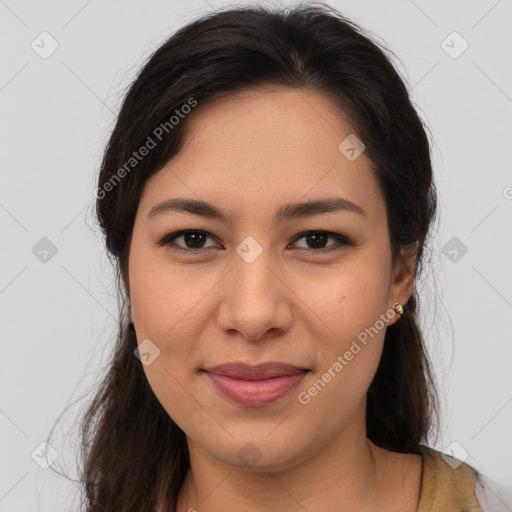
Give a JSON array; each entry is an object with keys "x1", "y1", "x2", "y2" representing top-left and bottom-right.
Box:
[{"x1": 393, "y1": 302, "x2": 404, "y2": 316}]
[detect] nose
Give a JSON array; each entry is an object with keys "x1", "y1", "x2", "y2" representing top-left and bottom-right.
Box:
[{"x1": 215, "y1": 247, "x2": 293, "y2": 342}]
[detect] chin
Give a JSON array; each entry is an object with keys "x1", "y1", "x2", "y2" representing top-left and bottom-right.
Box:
[{"x1": 201, "y1": 430, "x2": 311, "y2": 473}]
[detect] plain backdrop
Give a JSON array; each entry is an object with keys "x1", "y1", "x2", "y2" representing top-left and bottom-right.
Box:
[{"x1": 1, "y1": 0, "x2": 511, "y2": 510}]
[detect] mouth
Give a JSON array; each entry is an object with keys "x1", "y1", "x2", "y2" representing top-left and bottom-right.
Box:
[{"x1": 201, "y1": 362, "x2": 310, "y2": 407}]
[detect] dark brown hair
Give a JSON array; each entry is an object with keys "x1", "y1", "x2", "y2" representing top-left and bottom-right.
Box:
[{"x1": 61, "y1": 3, "x2": 444, "y2": 510}]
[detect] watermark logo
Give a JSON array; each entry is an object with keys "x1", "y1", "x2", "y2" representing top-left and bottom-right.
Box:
[
  {"x1": 32, "y1": 237, "x2": 58, "y2": 263},
  {"x1": 236, "y1": 442, "x2": 263, "y2": 468},
  {"x1": 441, "y1": 31, "x2": 469, "y2": 59},
  {"x1": 338, "y1": 134, "x2": 365, "y2": 161},
  {"x1": 31, "y1": 441, "x2": 59, "y2": 468},
  {"x1": 236, "y1": 236, "x2": 263, "y2": 264},
  {"x1": 441, "y1": 441, "x2": 469, "y2": 469},
  {"x1": 31, "y1": 31, "x2": 59, "y2": 59},
  {"x1": 134, "y1": 338, "x2": 161, "y2": 366},
  {"x1": 442, "y1": 236, "x2": 468, "y2": 263}
]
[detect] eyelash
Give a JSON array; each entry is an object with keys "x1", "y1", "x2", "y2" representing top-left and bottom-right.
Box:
[{"x1": 156, "y1": 230, "x2": 353, "y2": 254}]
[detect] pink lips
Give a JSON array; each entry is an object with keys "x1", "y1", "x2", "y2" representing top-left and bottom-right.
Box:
[{"x1": 203, "y1": 362, "x2": 309, "y2": 407}]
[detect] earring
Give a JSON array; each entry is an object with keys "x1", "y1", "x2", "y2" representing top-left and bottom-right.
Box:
[{"x1": 393, "y1": 302, "x2": 404, "y2": 316}]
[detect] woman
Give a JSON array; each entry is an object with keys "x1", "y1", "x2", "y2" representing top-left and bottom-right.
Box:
[{"x1": 76, "y1": 3, "x2": 504, "y2": 511}]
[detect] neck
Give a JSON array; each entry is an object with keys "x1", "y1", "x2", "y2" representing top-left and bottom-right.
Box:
[{"x1": 176, "y1": 427, "x2": 383, "y2": 512}]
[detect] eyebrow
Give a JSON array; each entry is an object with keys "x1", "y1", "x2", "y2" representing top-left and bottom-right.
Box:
[{"x1": 147, "y1": 196, "x2": 366, "y2": 224}]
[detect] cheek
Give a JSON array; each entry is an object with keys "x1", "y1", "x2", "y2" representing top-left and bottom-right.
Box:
[
  {"x1": 129, "y1": 245, "x2": 210, "y2": 342},
  {"x1": 298, "y1": 302, "x2": 387, "y2": 438},
  {"x1": 128, "y1": 254, "x2": 209, "y2": 430},
  {"x1": 307, "y1": 254, "x2": 391, "y2": 339},
  {"x1": 301, "y1": 259, "x2": 390, "y2": 404}
]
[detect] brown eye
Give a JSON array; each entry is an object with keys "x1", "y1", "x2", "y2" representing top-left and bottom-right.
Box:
[
  {"x1": 291, "y1": 231, "x2": 352, "y2": 252},
  {"x1": 157, "y1": 230, "x2": 219, "y2": 251},
  {"x1": 305, "y1": 232, "x2": 329, "y2": 249}
]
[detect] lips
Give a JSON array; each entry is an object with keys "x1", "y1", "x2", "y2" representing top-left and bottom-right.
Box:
[
  {"x1": 203, "y1": 361, "x2": 308, "y2": 380},
  {"x1": 202, "y1": 362, "x2": 309, "y2": 407}
]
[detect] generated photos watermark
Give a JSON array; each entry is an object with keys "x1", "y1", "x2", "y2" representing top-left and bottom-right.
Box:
[
  {"x1": 94, "y1": 97, "x2": 198, "y2": 200},
  {"x1": 298, "y1": 304, "x2": 400, "y2": 405}
]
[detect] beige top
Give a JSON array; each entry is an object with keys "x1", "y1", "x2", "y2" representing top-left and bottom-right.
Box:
[{"x1": 417, "y1": 444, "x2": 483, "y2": 511}]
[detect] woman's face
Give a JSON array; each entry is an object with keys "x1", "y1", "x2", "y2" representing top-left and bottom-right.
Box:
[{"x1": 128, "y1": 86, "x2": 414, "y2": 471}]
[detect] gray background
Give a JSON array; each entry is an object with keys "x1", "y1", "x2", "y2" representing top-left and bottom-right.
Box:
[{"x1": 1, "y1": 0, "x2": 511, "y2": 510}]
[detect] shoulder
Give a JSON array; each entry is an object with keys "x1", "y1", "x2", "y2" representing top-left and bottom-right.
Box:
[
  {"x1": 417, "y1": 444, "x2": 482, "y2": 511},
  {"x1": 416, "y1": 445, "x2": 510, "y2": 512}
]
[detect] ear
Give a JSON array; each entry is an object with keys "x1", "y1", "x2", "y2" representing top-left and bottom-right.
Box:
[{"x1": 388, "y1": 242, "x2": 417, "y2": 325}]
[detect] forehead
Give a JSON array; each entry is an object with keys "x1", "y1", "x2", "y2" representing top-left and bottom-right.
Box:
[
  {"x1": 140, "y1": 86, "x2": 385, "y2": 223},
  {"x1": 183, "y1": 85, "x2": 354, "y2": 153}
]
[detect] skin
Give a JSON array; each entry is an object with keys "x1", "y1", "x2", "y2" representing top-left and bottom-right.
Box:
[{"x1": 128, "y1": 86, "x2": 423, "y2": 512}]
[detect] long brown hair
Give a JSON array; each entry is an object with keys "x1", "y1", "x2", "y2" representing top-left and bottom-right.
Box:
[{"x1": 55, "y1": 3, "x2": 444, "y2": 510}]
